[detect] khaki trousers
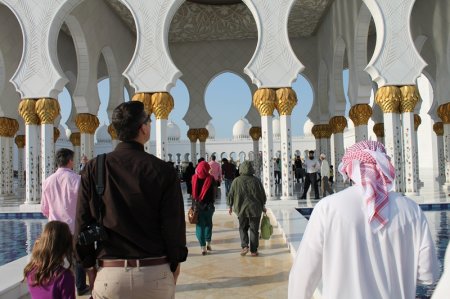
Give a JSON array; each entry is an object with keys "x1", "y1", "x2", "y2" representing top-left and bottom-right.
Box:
[{"x1": 92, "y1": 263, "x2": 175, "y2": 299}]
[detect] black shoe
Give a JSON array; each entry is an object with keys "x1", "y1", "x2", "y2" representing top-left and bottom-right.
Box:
[{"x1": 77, "y1": 285, "x2": 90, "y2": 296}]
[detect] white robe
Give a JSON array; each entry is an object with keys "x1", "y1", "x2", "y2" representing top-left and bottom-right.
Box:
[{"x1": 288, "y1": 186, "x2": 439, "y2": 299}]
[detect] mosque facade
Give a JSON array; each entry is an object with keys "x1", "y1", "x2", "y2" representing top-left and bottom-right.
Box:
[{"x1": 0, "y1": 0, "x2": 448, "y2": 204}]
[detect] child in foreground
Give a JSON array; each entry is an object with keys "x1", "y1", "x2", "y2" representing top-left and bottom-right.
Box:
[{"x1": 24, "y1": 220, "x2": 75, "y2": 299}]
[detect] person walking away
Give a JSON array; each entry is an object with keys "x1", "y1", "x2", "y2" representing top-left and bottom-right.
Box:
[
  {"x1": 319, "y1": 153, "x2": 333, "y2": 197},
  {"x1": 294, "y1": 156, "x2": 303, "y2": 183},
  {"x1": 300, "y1": 151, "x2": 320, "y2": 199},
  {"x1": 227, "y1": 161, "x2": 267, "y2": 257},
  {"x1": 289, "y1": 140, "x2": 439, "y2": 299},
  {"x1": 41, "y1": 148, "x2": 89, "y2": 296},
  {"x1": 329, "y1": 165, "x2": 334, "y2": 187},
  {"x1": 184, "y1": 162, "x2": 195, "y2": 199},
  {"x1": 221, "y1": 158, "x2": 236, "y2": 196},
  {"x1": 74, "y1": 101, "x2": 187, "y2": 299},
  {"x1": 209, "y1": 155, "x2": 222, "y2": 196},
  {"x1": 274, "y1": 158, "x2": 281, "y2": 184},
  {"x1": 192, "y1": 161, "x2": 216, "y2": 255},
  {"x1": 24, "y1": 221, "x2": 76, "y2": 299}
]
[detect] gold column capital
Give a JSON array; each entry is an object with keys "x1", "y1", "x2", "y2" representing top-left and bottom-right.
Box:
[
  {"x1": 329, "y1": 116, "x2": 347, "y2": 134},
  {"x1": 18, "y1": 99, "x2": 40, "y2": 125},
  {"x1": 373, "y1": 123, "x2": 385, "y2": 138},
  {"x1": 253, "y1": 88, "x2": 276, "y2": 116},
  {"x1": 53, "y1": 127, "x2": 60, "y2": 142},
  {"x1": 437, "y1": 103, "x2": 450, "y2": 124},
  {"x1": 275, "y1": 87, "x2": 297, "y2": 116},
  {"x1": 375, "y1": 86, "x2": 401, "y2": 113},
  {"x1": 433, "y1": 122, "x2": 444, "y2": 136},
  {"x1": 36, "y1": 98, "x2": 60, "y2": 124},
  {"x1": 108, "y1": 124, "x2": 118, "y2": 140},
  {"x1": 197, "y1": 128, "x2": 209, "y2": 142},
  {"x1": 249, "y1": 126, "x2": 262, "y2": 141},
  {"x1": 151, "y1": 92, "x2": 174, "y2": 120},
  {"x1": 75, "y1": 113, "x2": 99, "y2": 134},
  {"x1": 15, "y1": 135, "x2": 25, "y2": 148},
  {"x1": 349, "y1": 104, "x2": 372, "y2": 126},
  {"x1": 187, "y1": 128, "x2": 198, "y2": 142},
  {"x1": 0, "y1": 117, "x2": 19, "y2": 137},
  {"x1": 132, "y1": 92, "x2": 153, "y2": 114},
  {"x1": 69, "y1": 132, "x2": 81, "y2": 146},
  {"x1": 414, "y1": 114, "x2": 421, "y2": 131},
  {"x1": 311, "y1": 124, "x2": 332, "y2": 139},
  {"x1": 400, "y1": 85, "x2": 419, "y2": 113}
]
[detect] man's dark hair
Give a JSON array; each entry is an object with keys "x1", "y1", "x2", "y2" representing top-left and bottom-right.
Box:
[
  {"x1": 56, "y1": 148, "x2": 74, "y2": 167},
  {"x1": 309, "y1": 150, "x2": 315, "y2": 154},
  {"x1": 198, "y1": 157, "x2": 205, "y2": 163},
  {"x1": 211, "y1": 155, "x2": 216, "y2": 161},
  {"x1": 112, "y1": 101, "x2": 149, "y2": 141}
]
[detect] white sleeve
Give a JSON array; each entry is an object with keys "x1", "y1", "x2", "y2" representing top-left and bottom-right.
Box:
[
  {"x1": 288, "y1": 205, "x2": 324, "y2": 299},
  {"x1": 417, "y1": 209, "x2": 440, "y2": 285}
]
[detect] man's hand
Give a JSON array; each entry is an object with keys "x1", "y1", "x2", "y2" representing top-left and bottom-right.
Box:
[
  {"x1": 173, "y1": 264, "x2": 181, "y2": 284},
  {"x1": 86, "y1": 267, "x2": 97, "y2": 290},
  {"x1": 228, "y1": 207, "x2": 232, "y2": 215}
]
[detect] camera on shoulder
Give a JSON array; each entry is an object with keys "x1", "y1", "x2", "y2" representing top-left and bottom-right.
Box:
[{"x1": 78, "y1": 224, "x2": 108, "y2": 246}]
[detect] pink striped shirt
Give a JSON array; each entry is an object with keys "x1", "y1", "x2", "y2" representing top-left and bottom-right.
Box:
[
  {"x1": 209, "y1": 160, "x2": 222, "y2": 182},
  {"x1": 41, "y1": 168, "x2": 80, "y2": 234}
]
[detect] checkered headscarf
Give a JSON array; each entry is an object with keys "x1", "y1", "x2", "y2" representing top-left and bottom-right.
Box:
[{"x1": 338, "y1": 140, "x2": 395, "y2": 232}]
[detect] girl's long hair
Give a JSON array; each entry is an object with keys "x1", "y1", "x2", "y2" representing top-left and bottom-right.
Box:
[{"x1": 23, "y1": 221, "x2": 73, "y2": 286}]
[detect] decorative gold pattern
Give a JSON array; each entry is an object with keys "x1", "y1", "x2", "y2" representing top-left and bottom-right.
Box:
[
  {"x1": 414, "y1": 114, "x2": 421, "y2": 131},
  {"x1": 151, "y1": 92, "x2": 174, "y2": 119},
  {"x1": 15, "y1": 135, "x2": 25, "y2": 148},
  {"x1": 373, "y1": 123, "x2": 385, "y2": 138},
  {"x1": 187, "y1": 129, "x2": 198, "y2": 142},
  {"x1": 18, "y1": 99, "x2": 40, "y2": 125},
  {"x1": 349, "y1": 104, "x2": 372, "y2": 126},
  {"x1": 132, "y1": 93, "x2": 153, "y2": 114},
  {"x1": 437, "y1": 103, "x2": 450, "y2": 124},
  {"x1": 375, "y1": 86, "x2": 401, "y2": 113},
  {"x1": 35, "y1": 98, "x2": 60, "y2": 124},
  {"x1": 0, "y1": 117, "x2": 19, "y2": 137},
  {"x1": 53, "y1": 127, "x2": 60, "y2": 142},
  {"x1": 108, "y1": 124, "x2": 118, "y2": 140},
  {"x1": 253, "y1": 88, "x2": 276, "y2": 116},
  {"x1": 400, "y1": 85, "x2": 419, "y2": 113},
  {"x1": 75, "y1": 114, "x2": 99, "y2": 134},
  {"x1": 69, "y1": 132, "x2": 81, "y2": 146},
  {"x1": 311, "y1": 124, "x2": 332, "y2": 139},
  {"x1": 249, "y1": 127, "x2": 262, "y2": 141},
  {"x1": 197, "y1": 128, "x2": 209, "y2": 142},
  {"x1": 275, "y1": 88, "x2": 297, "y2": 116},
  {"x1": 433, "y1": 122, "x2": 444, "y2": 136},
  {"x1": 328, "y1": 116, "x2": 347, "y2": 134}
]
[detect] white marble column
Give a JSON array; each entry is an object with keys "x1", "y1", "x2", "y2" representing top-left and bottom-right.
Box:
[
  {"x1": 349, "y1": 104, "x2": 372, "y2": 143},
  {"x1": 413, "y1": 114, "x2": 421, "y2": 188},
  {"x1": 444, "y1": 123, "x2": 450, "y2": 186},
  {"x1": 249, "y1": 127, "x2": 262, "y2": 178},
  {"x1": 280, "y1": 115, "x2": 294, "y2": 200},
  {"x1": 152, "y1": 93, "x2": 174, "y2": 161},
  {"x1": 15, "y1": 135, "x2": 25, "y2": 191},
  {"x1": 329, "y1": 116, "x2": 347, "y2": 187},
  {"x1": 5, "y1": 137, "x2": 14, "y2": 195},
  {"x1": 187, "y1": 129, "x2": 198, "y2": 164},
  {"x1": 76, "y1": 113, "x2": 99, "y2": 160},
  {"x1": 434, "y1": 122, "x2": 445, "y2": 183},
  {"x1": 375, "y1": 87, "x2": 403, "y2": 192},
  {"x1": 198, "y1": 128, "x2": 209, "y2": 160},
  {"x1": 155, "y1": 119, "x2": 168, "y2": 160}
]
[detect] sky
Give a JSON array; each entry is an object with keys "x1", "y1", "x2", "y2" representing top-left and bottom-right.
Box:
[{"x1": 58, "y1": 71, "x2": 350, "y2": 140}]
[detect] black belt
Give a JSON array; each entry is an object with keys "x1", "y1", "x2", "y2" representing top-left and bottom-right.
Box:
[{"x1": 98, "y1": 258, "x2": 168, "y2": 268}]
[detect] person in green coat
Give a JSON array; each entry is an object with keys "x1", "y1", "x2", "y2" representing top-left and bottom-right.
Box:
[{"x1": 227, "y1": 161, "x2": 267, "y2": 256}]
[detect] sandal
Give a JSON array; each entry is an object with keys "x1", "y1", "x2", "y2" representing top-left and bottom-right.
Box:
[
  {"x1": 240, "y1": 247, "x2": 249, "y2": 256},
  {"x1": 251, "y1": 251, "x2": 259, "y2": 257}
]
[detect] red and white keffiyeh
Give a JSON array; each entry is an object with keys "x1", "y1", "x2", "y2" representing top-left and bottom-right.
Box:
[{"x1": 338, "y1": 140, "x2": 396, "y2": 232}]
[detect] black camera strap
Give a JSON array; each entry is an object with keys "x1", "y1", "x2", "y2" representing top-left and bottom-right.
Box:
[{"x1": 95, "y1": 153, "x2": 106, "y2": 225}]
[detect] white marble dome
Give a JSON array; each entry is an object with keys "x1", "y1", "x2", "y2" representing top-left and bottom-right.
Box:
[
  {"x1": 167, "y1": 120, "x2": 180, "y2": 141},
  {"x1": 206, "y1": 121, "x2": 215, "y2": 139},
  {"x1": 272, "y1": 117, "x2": 280, "y2": 138},
  {"x1": 232, "y1": 118, "x2": 250, "y2": 140},
  {"x1": 303, "y1": 119, "x2": 314, "y2": 136},
  {"x1": 96, "y1": 124, "x2": 111, "y2": 143}
]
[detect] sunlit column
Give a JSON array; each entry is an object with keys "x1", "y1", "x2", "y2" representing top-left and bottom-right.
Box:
[
  {"x1": 75, "y1": 113, "x2": 99, "y2": 160},
  {"x1": 329, "y1": 116, "x2": 347, "y2": 187},
  {"x1": 197, "y1": 128, "x2": 208, "y2": 159},
  {"x1": 311, "y1": 125, "x2": 321, "y2": 153},
  {"x1": 253, "y1": 88, "x2": 277, "y2": 200},
  {"x1": 18, "y1": 99, "x2": 41, "y2": 204},
  {"x1": 321, "y1": 125, "x2": 332, "y2": 161},
  {"x1": 249, "y1": 127, "x2": 262, "y2": 178},
  {"x1": 0, "y1": 118, "x2": 18, "y2": 198},
  {"x1": 108, "y1": 124, "x2": 119, "y2": 149},
  {"x1": 373, "y1": 123, "x2": 385, "y2": 144},
  {"x1": 152, "y1": 92, "x2": 174, "y2": 161},
  {"x1": 187, "y1": 129, "x2": 198, "y2": 165},
  {"x1": 413, "y1": 114, "x2": 421, "y2": 188},
  {"x1": 132, "y1": 93, "x2": 153, "y2": 153},
  {"x1": 70, "y1": 133, "x2": 81, "y2": 173},
  {"x1": 375, "y1": 86, "x2": 403, "y2": 192},
  {"x1": 349, "y1": 104, "x2": 372, "y2": 142},
  {"x1": 433, "y1": 122, "x2": 445, "y2": 183},
  {"x1": 437, "y1": 103, "x2": 450, "y2": 187},
  {"x1": 15, "y1": 135, "x2": 26, "y2": 191}
]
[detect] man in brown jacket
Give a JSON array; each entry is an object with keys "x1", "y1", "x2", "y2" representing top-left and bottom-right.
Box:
[{"x1": 74, "y1": 101, "x2": 188, "y2": 299}]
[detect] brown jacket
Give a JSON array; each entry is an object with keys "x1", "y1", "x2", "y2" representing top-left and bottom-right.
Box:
[{"x1": 74, "y1": 141, "x2": 187, "y2": 271}]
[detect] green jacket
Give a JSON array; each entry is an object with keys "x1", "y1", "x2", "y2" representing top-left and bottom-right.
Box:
[{"x1": 227, "y1": 161, "x2": 267, "y2": 217}]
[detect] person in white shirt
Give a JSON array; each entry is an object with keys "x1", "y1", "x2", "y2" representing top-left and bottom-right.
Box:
[
  {"x1": 319, "y1": 153, "x2": 333, "y2": 197},
  {"x1": 289, "y1": 140, "x2": 439, "y2": 299},
  {"x1": 300, "y1": 150, "x2": 320, "y2": 199}
]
